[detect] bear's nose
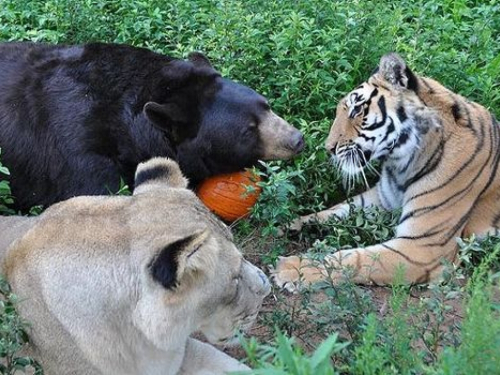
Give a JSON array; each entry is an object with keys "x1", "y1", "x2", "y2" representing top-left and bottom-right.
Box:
[{"x1": 289, "y1": 131, "x2": 305, "y2": 153}]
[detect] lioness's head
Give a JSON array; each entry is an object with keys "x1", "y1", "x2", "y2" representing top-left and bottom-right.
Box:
[
  {"x1": 2, "y1": 157, "x2": 270, "y2": 371},
  {"x1": 130, "y1": 158, "x2": 271, "y2": 347}
]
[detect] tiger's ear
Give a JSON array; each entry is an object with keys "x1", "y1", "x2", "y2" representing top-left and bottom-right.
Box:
[
  {"x1": 149, "y1": 228, "x2": 211, "y2": 289},
  {"x1": 378, "y1": 53, "x2": 418, "y2": 91},
  {"x1": 133, "y1": 157, "x2": 188, "y2": 194}
]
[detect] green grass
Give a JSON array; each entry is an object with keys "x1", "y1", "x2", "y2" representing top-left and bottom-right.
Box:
[
  {"x1": 1, "y1": 0, "x2": 500, "y2": 373},
  {"x1": 0, "y1": 150, "x2": 14, "y2": 215},
  {"x1": 1, "y1": 0, "x2": 499, "y2": 222},
  {"x1": 0, "y1": 276, "x2": 42, "y2": 374},
  {"x1": 237, "y1": 252, "x2": 500, "y2": 375}
]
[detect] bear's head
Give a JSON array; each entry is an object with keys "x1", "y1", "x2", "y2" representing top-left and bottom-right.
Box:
[{"x1": 143, "y1": 53, "x2": 304, "y2": 184}]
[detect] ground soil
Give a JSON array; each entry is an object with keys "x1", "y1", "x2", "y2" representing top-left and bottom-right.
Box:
[{"x1": 212, "y1": 232, "x2": 469, "y2": 363}]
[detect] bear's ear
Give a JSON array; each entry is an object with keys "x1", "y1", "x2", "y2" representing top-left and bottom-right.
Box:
[
  {"x1": 133, "y1": 157, "x2": 188, "y2": 194},
  {"x1": 149, "y1": 228, "x2": 211, "y2": 289},
  {"x1": 188, "y1": 52, "x2": 213, "y2": 69},
  {"x1": 143, "y1": 101, "x2": 190, "y2": 142},
  {"x1": 378, "y1": 53, "x2": 418, "y2": 91}
]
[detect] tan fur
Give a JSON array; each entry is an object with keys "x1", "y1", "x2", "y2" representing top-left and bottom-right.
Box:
[
  {"x1": 1, "y1": 157, "x2": 270, "y2": 374},
  {"x1": 259, "y1": 111, "x2": 302, "y2": 159},
  {"x1": 274, "y1": 54, "x2": 500, "y2": 290}
]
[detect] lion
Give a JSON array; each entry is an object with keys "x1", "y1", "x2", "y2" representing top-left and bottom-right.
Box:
[{"x1": 0, "y1": 157, "x2": 270, "y2": 375}]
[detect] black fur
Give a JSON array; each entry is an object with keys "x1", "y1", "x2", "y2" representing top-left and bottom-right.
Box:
[
  {"x1": 451, "y1": 102, "x2": 462, "y2": 121},
  {"x1": 149, "y1": 234, "x2": 198, "y2": 289},
  {"x1": 405, "y1": 66, "x2": 419, "y2": 92},
  {"x1": 134, "y1": 165, "x2": 171, "y2": 188},
  {"x1": 0, "y1": 42, "x2": 280, "y2": 210},
  {"x1": 396, "y1": 105, "x2": 408, "y2": 123}
]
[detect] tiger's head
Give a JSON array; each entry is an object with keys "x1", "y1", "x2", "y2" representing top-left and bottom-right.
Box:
[{"x1": 325, "y1": 53, "x2": 438, "y2": 184}]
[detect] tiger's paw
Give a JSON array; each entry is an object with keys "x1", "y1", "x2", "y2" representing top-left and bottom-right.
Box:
[
  {"x1": 288, "y1": 217, "x2": 305, "y2": 232},
  {"x1": 271, "y1": 256, "x2": 326, "y2": 292},
  {"x1": 275, "y1": 217, "x2": 304, "y2": 238},
  {"x1": 278, "y1": 210, "x2": 347, "y2": 237},
  {"x1": 271, "y1": 256, "x2": 302, "y2": 292},
  {"x1": 276, "y1": 213, "x2": 325, "y2": 237}
]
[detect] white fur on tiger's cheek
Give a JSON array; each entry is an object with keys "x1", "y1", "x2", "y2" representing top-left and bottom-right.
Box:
[
  {"x1": 331, "y1": 150, "x2": 372, "y2": 192},
  {"x1": 365, "y1": 110, "x2": 383, "y2": 127}
]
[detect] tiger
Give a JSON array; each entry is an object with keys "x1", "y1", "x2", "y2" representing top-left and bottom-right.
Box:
[{"x1": 273, "y1": 53, "x2": 500, "y2": 290}]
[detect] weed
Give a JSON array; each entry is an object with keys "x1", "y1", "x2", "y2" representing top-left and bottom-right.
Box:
[
  {"x1": 243, "y1": 251, "x2": 499, "y2": 374},
  {"x1": 236, "y1": 330, "x2": 348, "y2": 375},
  {"x1": 0, "y1": 0, "x2": 499, "y2": 373},
  {"x1": 0, "y1": 150, "x2": 14, "y2": 215},
  {"x1": 0, "y1": 277, "x2": 42, "y2": 374}
]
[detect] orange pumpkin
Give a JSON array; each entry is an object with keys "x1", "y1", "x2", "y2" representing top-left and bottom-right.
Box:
[{"x1": 196, "y1": 170, "x2": 262, "y2": 222}]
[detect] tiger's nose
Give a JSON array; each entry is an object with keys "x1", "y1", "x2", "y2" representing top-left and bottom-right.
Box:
[{"x1": 326, "y1": 142, "x2": 338, "y2": 155}]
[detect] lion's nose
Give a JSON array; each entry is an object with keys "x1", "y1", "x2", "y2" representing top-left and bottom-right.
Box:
[
  {"x1": 244, "y1": 260, "x2": 271, "y2": 297},
  {"x1": 257, "y1": 270, "x2": 271, "y2": 297}
]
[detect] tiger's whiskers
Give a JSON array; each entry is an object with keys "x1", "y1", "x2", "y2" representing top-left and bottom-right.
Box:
[
  {"x1": 333, "y1": 147, "x2": 371, "y2": 194},
  {"x1": 360, "y1": 150, "x2": 380, "y2": 177}
]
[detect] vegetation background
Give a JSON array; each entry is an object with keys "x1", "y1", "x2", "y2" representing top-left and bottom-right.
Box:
[{"x1": 0, "y1": 0, "x2": 499, "y2": 373}]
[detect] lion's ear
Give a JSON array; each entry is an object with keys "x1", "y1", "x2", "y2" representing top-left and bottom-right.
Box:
[
  {"x1": 133, "y1": 157, "x2": 188, "y2": 194},
  {"x1": 149, "y1": 229, "x2": 211, "y2": 289},
  {"x1": 378, "y1": 53, "x2": 418, "y2": 91}
]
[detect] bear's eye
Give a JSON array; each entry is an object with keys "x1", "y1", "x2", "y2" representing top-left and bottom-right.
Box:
[
  {"x1": 242, "y1": 122, "x2": 257, "y2": 136},
  {"x1": 258, "y1": 101, "x2": 270, "y2": 111}
]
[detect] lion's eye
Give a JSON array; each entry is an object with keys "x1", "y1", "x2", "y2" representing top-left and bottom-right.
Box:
[{"x1": 232, "y1": 275, "x2": 240, "y2": 295}]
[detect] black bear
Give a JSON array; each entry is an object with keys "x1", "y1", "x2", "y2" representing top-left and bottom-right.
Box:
[{"x1": 0, "y1": 42, "x2": 303, "y2": 211}]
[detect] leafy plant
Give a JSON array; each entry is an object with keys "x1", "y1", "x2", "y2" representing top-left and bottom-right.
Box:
[
  {"x1": 431, "y1": 246, "x2": 500, "y2": 374},
  {"x1": 236, "y1": 330, "x2": 348, "y2": 375},
  {"x1": 241, "y1": 250, "x2": 500, "y2": 374},
  {"x1": 0, "y1": 277, "x2": 42, "y2": 374},
  {"x1": 108, "y1": 178, "x2": 132, "y2": 196},
  {"x1": 0, "y1": 1, "x2": 499, "y2": 374},
  {"x1": 0, "y1": 150, "x2": 14, "y2": 215}
]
